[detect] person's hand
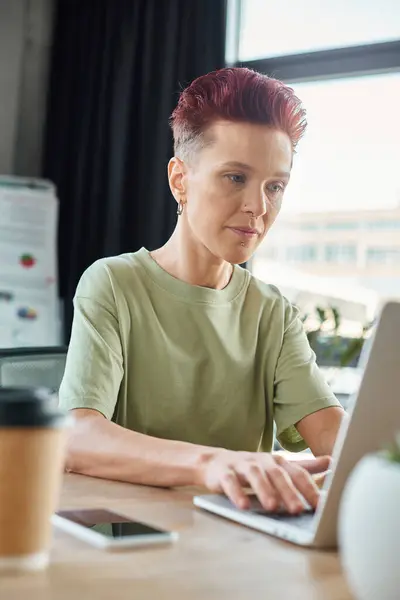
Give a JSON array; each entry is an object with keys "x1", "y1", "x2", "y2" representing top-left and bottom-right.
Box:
[
  {"x1": 200, "y1": 450, "x2": 331, "y2": 514},
  {"x1": 312, "y1": 470, "x2": 331, "y2": 490},
  {"x1": 275, "y1": 451, "x2": 332, "y2": 490}
]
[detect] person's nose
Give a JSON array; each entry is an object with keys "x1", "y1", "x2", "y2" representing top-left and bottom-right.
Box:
[{"x1": 243, "y1": 187, "x2": 267, "y2": 218}]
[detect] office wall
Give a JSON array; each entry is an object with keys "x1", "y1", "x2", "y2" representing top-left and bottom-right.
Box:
[{"x1": 0, "y1": 0, "x2": 54, "y2": 176}]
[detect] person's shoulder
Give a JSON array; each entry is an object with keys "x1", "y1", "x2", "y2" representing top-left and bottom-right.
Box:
[
  {"x1": 246, "y1": 272, "x2": 299, "y2": 326},
  {"x1": 247, "y1": 271, "x2": 287, "y2": 307},
  {"x1": 75, "y1": 251, "x2": 143, "y2": 302}
]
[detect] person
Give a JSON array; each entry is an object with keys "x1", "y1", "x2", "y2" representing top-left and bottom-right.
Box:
[{"x1": 59, "y1": 67, "x2": 347, "y2": 515}]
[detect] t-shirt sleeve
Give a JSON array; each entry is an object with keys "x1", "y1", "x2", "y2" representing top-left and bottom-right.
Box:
[
  {"x1": 273, "y1": 300, "x2": 341, "y2": 452},
  {"x1": 58, "y1": 261, "x2": 123, "y2": 420}
]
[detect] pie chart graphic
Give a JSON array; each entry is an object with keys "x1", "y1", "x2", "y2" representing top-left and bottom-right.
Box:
[
  {"x1": 17, "y1": 307, "x2": 38, "y2": 320},
  {"x1": 19, "y1": 253, "x2": 36, "y2": 268}
]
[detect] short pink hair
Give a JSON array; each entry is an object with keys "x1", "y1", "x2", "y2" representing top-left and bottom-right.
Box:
[{"x1": 170, "y1": 67, "x2": 307, "y2": 158}]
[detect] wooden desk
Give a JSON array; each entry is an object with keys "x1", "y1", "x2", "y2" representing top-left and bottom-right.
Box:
[{"x1": 1, "y1": 474, "x2": 353, "y2": 600}]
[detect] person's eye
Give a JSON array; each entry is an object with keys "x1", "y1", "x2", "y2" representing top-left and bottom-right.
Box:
[
  {"x1": 267, "y1": 182, "x2": 285, "y2": 195},
  {"x1": 226, "y1": 173, "x2": 246, "y2": 185}
]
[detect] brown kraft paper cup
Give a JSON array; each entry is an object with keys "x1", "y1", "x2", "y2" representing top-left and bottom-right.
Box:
[{"x1": 0, "y1": 387, "x2": 68, "y2": 572}]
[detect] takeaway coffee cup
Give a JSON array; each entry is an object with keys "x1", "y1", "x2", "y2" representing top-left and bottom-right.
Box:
[{"x1": 0, "y1": 387, "x2": 68, "y2": 572}]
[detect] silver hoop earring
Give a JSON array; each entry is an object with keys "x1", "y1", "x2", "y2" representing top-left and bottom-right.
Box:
[{"x1": 177, "y1": 201, "x2": 184, "y2": 216}]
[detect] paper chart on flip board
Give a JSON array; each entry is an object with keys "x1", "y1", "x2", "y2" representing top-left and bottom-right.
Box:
[{"x1": 0, "y1": 176, "x2": 60, "y2": 348}]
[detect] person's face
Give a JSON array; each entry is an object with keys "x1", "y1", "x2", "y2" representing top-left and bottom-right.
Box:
[{"x1": 168, "y1": 120, "x2": 293, "y2": 264}]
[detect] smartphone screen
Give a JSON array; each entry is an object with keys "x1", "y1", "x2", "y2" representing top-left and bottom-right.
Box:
[{"x1": 56, "y1": 508, "x2": 170, "y2": 539}]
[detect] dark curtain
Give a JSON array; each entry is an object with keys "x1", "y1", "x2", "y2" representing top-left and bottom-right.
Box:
[{"x1": 42, "y1": 0, "x2": 227, "y2": 341}]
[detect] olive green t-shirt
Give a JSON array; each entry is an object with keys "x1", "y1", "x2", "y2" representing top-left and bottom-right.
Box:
[{"x1": 59, "y1": 248, "x2": 340, "y2": 452}]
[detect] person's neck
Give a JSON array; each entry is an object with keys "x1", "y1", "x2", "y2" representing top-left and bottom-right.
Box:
[{"x1": 150, "y1": 225, "x2": 233, "y2": 290}]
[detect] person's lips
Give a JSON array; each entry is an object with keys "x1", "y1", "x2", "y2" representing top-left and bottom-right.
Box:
[{"x1": 228, "y1": 226, "x2": 260, "y2": 238}]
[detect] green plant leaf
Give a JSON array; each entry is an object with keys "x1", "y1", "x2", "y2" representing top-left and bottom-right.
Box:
[
  {"x1": 384, "y1": 433, "x2": 400, "y2": 464},
  {"x1": 339, "y1": 338, "x2": 364, "y2": 367},
  {"x1": 316, "y1": 306, "x2": 327, "y2": 325},
  {"x1": 331, "y1": 306, "x2": 341, "y2": 333},
  {"x1": 306, "y1": 329, "x2": 319, "y2": 350}
]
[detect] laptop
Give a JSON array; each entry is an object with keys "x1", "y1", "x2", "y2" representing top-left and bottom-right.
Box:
[{"x1": 193, "y1": 300, "x2": 400, "y2": 549}]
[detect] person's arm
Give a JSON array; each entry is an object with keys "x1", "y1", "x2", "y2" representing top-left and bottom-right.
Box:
[
  {"x1": 295, "y1": 405, "x2": 349, "y2": 457},
  {"x1": 66, "y1": 408, "x2": 215, "y2": 487},
  {"x1": 273, "y1": 300, "x2": 344, "y2": 454},
  {"x1": 58, "y1": 260, "x2": 124, "y2": 422},
  {"x1": 67, "y1": 408, "x2": 330, "y2": 514}
]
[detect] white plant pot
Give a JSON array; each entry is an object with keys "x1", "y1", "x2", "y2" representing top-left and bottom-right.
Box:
[{"x1": 338, "y1": 453, "x2": 400, "y2": 600}]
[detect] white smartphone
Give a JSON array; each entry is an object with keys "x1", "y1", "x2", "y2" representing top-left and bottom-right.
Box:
[{"x1": 52, "y1": 508, "x2": 178, "y2": 550}]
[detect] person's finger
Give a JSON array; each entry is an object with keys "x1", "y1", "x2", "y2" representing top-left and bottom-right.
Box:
[
  {"x1": 313, "y1": 471, "x2": 331, "y2": 489},
  {"x1": 236, "y1": 462, "x2": 280, "y2": 512},
  {"x1": 219, "y1": 469, "x2": 249, "y2": 510},
  {"x1": 266, "y1": 464, "x2": 305, "y2": 514},
  {"x1": 280, "y1": 461, "x2": 320, "y2": 510},
  {"x1": 284, "y1": 455, "x2": 331, "y2": 475}
]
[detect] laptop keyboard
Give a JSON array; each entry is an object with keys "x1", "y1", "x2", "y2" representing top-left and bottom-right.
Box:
[
  {"x1": 250, "y1": 508, "x2": 316, "y2": 529},
  {"x1": 246, "y1": 496, "x2": 316, "y2": 530},
  {"x1": 201, "y1": 494, "x2": 317, "y2": 531}
]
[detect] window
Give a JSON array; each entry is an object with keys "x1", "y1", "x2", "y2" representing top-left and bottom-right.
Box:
[
  {"x1": 252, "y1": 73, "x2": 400, "y2": 306},
  {"x1": 277, "y1": 73, "x2": 400, "y2": 217},
  {"x1": 367, "y1": 248, "x2": 400, "y2": 265},
  {"x1": 367, "y1": 220, "x2": 400, "y2": 230},
  {"x1": 234, "y1": 7, "x2": 400, "y2": 323},
  {"x1": 239, "y1": 0, "x2": 400, "y2": 60},
  {"x1": 300, "y1": 223, "x2": 320, "y2": 231},
  {"x1": 325, "y1": 245, "x2": 337, "y2": 263},
  {"x1": 325, "y1": 245, "x2": 357, "y2": 264},
  {"x1": 251, "y1": 73, "x2": 400, "y2": 305},
  {"x1": 325, "y1": 222, "x2": 359, "y2": 231},
  {"x1": 287, "y1": 245, "x2": 317, "y2": 263}
]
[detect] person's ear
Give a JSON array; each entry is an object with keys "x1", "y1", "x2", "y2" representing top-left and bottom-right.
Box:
[{"x1": 168, "y1": 157, "x2": 187, "y2": 206}]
